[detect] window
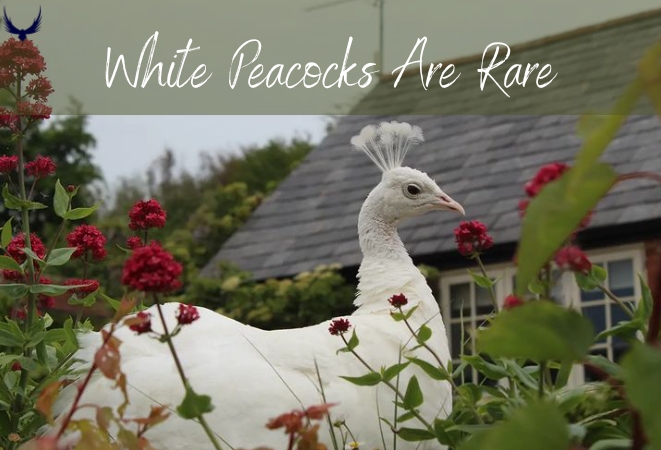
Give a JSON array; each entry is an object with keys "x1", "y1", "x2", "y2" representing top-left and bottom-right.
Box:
[{"x1": 439, "y1": 245, "x2": 645, "y2": 387}]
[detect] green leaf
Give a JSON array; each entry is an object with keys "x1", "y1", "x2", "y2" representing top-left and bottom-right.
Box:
[
  {"x1": 0, "y1": 283, "x2": 29, "y2": 298},
  {"x1": 391, "y1": 305, "x2": 419, "y2": 322},
  {"x1": 476, "y1": 301, "x2": 594, "y2": 362},
  {"x1": 337, "y1": 329, "x2": 359, "y2": 354},
  {"x1": 100, "y1": 292, "x2": 121, "y2": 311},
  {"x1": 0, "y1": 321, "x2": 24, "y2": 347},
  {"x1": 53, "y1": 179, "x2": 69, "y2": 218},
  {"x1": 64, "y1": 204, "x2": 99, "y2": 220},
  {"x1": 515, "y1": 163, "x2": 617, "y2": 297},
  {"x1": 2, "y1": 185, "x2": 48, "y2": 211},
  {"x1": 591, "y1": 265, "x2": 607, "y2": 283},
  {"x1": 468, "y1": 270, "x2": 494, "y2": 289},
  {"x1": 1, "y1": 217, "x2": 12, "y2": 247},
  {"x1": 396, "y1": 410, "x2": 416, "y2": 423},
  {"x1": 595, "y1": 318, "x2": 644, "y2": 342},
  {"x1": 461, "y1": 354, "x2": 509, "y2": 380},
  {"x1": 635, "y1": 274, "x2": 653, "y2": 322},
  {"x1": 22, "y1": 247, "x2": 45, "y2": 265},
  {"x1": 396, "y1": 427, "x2": 435, "y2": 442},
  {"x1": 340, "y1": 372, "x2": 382, "y2": 386},
  {"x1": 588, "y1": 439, "x2": 632, "y2": 450},
  {"x1": 0, "y1": 255, "x2": 21, "y2": 272},
  {"x1": 403, "y1": 375, "x2": 423, "y2": 409},
  {"x1": 622, "y1": 344, "x2": 661, "y2": 450},
  {"x1": 30, "y1": 284, "x2": 78, "y2": 296},
  {"x1": 176, "y1": 387, "x2": 214, "y2": 419},
  {"x1": 459, "y1": 402, "x2": 569, "y2": 450},
  {"x1": 382, "y1": 362, "x2": 409, "y2": 382},
  {"x1": 46, "y1": 247, "x2": 76, "y2": 267},
  {"x1": 407, "y1": 357, "x2": 448, "y2": 381},
  {"x1": 416, "y1": 325, "x2": 432, "y2": 344},
  {"x1": 68, "y1": 291, "x2": 99, "y2": 307}
]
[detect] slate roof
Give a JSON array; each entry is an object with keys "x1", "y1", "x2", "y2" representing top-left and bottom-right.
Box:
[{"x1": 202, "y1": 9, "x2": 661, "y2": 280}]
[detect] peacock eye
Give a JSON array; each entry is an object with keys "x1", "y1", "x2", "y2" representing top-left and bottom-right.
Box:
[{"x1": 406, "y1": 184, "x2": 421, "y2": 196}]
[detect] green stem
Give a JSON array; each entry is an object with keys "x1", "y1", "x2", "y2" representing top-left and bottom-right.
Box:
[
  {"x1": 153, "y1": 295, "x2": 224, "y2": 450},
  {"x1": 598, "y1": 284, "x2": 634, "y2": 318},
  {"x1": 340, "y1": 333, "x2": 434, "y2": 432},
  {"x1": 400, "y1": 314, "x2": 484, "y2": 425},
  {"x1": 475, "y1": 254, "x2": 499, "y2": 313}
]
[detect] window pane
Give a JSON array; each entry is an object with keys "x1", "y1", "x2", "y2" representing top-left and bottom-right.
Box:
[
  {"x1": 475, "y1": 284, "x2": 493, "y2": 315},
  {"x1": 582, "y1": 305, "x2": 607, "y2": 343},
  {"x1": 608, "y1": 259, "x2": 634, "y2": 298},
  {"x1": 450, "y1": 283, "x2": 471, "y2": 318},
  {"x1": 610, "y1": 303, "x2": 634, "y2": 327},
  {"x1": 450, "y1": 321, "x2": 472, "y2": 358}
]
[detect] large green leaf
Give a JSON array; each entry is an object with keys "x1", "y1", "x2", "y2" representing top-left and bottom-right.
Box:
[
  {"x1": 1, "y1": 217, "x2": 12, "y2": 247},
  {"x1": 621, "y1": 344, "x2": 661, "y2": 450},
  {"x1": 516, "y1": 163, "x2": 616, "y2": 296},
  {"x1": 459, "y1": 401, "x2": 569, "y2": 450},
  {"x1": 0, "y1": 255, "x2": 21, "y2": 272},
  {"x1": 476, "y1": 301, "x2": 594, "y2": 362},
  {"x1": 53, "y1": 179, "x2": 69, "y2": 218}
]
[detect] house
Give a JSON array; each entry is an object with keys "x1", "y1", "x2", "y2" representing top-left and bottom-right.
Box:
[{"x1": 202, "y1": 8, "x2": 661, "y2": 386}]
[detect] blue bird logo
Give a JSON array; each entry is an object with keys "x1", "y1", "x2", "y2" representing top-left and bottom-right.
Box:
[{"x1": 3, "y1": 6, "x2": 41, "y2": 41}]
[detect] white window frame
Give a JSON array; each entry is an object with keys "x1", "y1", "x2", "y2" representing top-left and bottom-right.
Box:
[{"x1": 438, "y1": 243, "x2": 646, "y2": 387}]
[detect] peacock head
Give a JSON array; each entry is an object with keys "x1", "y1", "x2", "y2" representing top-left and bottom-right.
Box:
[{"x1": 352, "y1": 121, "x2": 465, "y2": 222}]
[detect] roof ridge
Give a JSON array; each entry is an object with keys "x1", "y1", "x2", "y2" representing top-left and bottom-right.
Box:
[{"x1": 379, "y1": 6, "x2": 661, "y2": 83}]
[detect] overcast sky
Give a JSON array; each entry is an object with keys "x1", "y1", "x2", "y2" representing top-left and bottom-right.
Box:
[{"x1": 87, "y1": 115, "x2": 329, "y2": 188}]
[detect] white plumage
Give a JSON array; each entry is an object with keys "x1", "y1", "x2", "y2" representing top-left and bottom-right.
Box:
[{"x1": 53, "y1": 122, "x2": 465, "y2": 450}]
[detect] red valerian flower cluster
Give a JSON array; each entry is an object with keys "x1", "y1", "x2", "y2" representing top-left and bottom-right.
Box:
[
  {"x1": 63, "y1": 278, "x2": 100, "y2": 296},
  {"x1": 454, "y1": 220, "x2": 494, "y2": 256},
  {"x1": 266, "y1": 403, "x2": 335, "y2": 435},
  {"x1": 328, "y1": 318, "x2": 351, "y2": 336},
  {"x1": 176, "y1": 304, "x2": 200, "y2": 325},
  {"x1": 554, "y1": 246, "x2": 592, "y2": 274},
  {"x1": 128, "y1": 199, "x2": 167, "y2": 230},
  {"x1": 0, "y1": 38, "x2": 52, "y2": 129},
  {"x1": 503, "y1": 294, "x2": 525, "y2": 310},
  {"x1": 66, "y1": 224, "x2": 107, "y2": 261},
  {"x1": 5, "y1": 232, "x2": 46, "y2": 264},
  {"x1": 129, "y1": 311, "x2": 153, "y2": 335},
  {"x1": 25, "y1": 155, "x2": 56, "y2": 178},
  {"x1": 126, "y1": 236, "x2": 144, "y2": 250},
  {"x1": 0, "y1": 155, "x2": 18, "y2": 174},
  {"x1": 388, "y1": 293, "x2": 408, "y2": 308},
  {"x1": 121, "y1": 242, "x2": 183, "y2": 293}
]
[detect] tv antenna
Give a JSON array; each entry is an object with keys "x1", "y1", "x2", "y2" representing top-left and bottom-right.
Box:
[{"x1": 304, "y1": 0, "x2": 385, "y2": 72}]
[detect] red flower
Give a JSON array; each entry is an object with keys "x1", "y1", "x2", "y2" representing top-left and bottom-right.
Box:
[
  {"x1": 328, "y1": 318, "x2": 351, "y2": 336},
  {"x1": 126, "y1": 236, "x2": 144, "y2": 250},
  {"x1": 17, "y1": 101, "x2": 52, "y2": 121},
  {"x1": 11, "y1": 362, "x2": 21, "y2": 371},
  {"x1": 66, "y1": 224, "x2": 107, "y2": 261},
  {"x1": 2, "y1": 270, "x2": 24, "y2": 282},
  {"x1": 503, "y1": 294, "x2": 524, "y2": 310},
  {"x1": 64, "y1": 278, "x2": 100, "y2": 295},
  {"x1": 0, "y1": 38, "x2": 46, "y2": 78},
  {"x1": 66, "y1": 184, "x2": 76, "y2": 192},
  {"x1": 554, "y1": 246, "x2": 592, "y2": 274},
  {"x1": 524, "y1": 162, "x2": 569, "y2": 198},
  {"x1": 128, "y1": 199, "x2": 167, "y2": 230},
  {"x1": 266, "y1": 411, "x2": 303, "y2": 434},
  {"x1": 37, "y1": 276, "x2": 55, "y2": 309},
  {"x1": 129, "y1": 311, "x2": 152, "y2": 335},
  {"x1": 454, "y1": 220, "x2": 494, "y2": 256},
  {"x1": 121, "y1": 242, "x2": 183, "y2": 293},
  {"x1": 25, "y1": 76, "x2": 53, "y2": 102},
  {"x1": 6, "y1": 232, "x2": 46, "y2": 264},
  {"x1": 10, "y1": 307, "x2": 26, "y2": 321},
  {"x1": 176, "y1": 304, "x2": 200, "y2": 325},
  {"x1": 388, "y1": 293, "x2": 408, "y2": 308},
  {"x1": 25, "y1": 155, "x2": 56, "y2": 178},
  {"x1": 0, "y1": 155, "x2": 18, "y2": 173}
]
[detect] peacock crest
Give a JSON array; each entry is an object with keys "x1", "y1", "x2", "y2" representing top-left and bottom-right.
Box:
[{"x1": 350, "y1": 121, "x2": 424, "y2": 173}]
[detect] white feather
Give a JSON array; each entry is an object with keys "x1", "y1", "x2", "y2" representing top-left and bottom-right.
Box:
[{"x1": 351, "y1": 121, "x2": 424, "y2": 173}]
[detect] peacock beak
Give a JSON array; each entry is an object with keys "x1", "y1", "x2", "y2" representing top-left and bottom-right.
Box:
[{"x1": 436, "y1": 194, "x2": 465, "y2": 216}]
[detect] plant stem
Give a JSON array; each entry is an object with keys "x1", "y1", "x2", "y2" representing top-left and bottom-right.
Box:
[
  {"x1": 340, "y1": 334, "x2": 434, "y2": 432},
  {"x1": 56, "y1": 325, "x2": 116, "y2": 439},
  {"x1": 400, "y1": 314, "x2": 485, "y2": 425},
  {"x1": 475, "y1": 254, "x2": 499, "y2": 313},
  {"x1": 152, "y1": 295, "x2": 224, "y2": 450},
  {"x1": 597, "y1": 284, "x2": 635, "y2": 318}
]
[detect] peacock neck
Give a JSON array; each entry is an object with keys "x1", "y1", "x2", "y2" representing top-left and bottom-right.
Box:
[{"x1": 357, "y1": 193, "x2": 412, "y2": 264}]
